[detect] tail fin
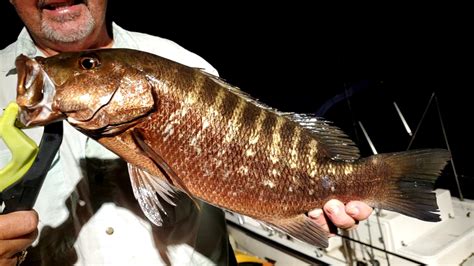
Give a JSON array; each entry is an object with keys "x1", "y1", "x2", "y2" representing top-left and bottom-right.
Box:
[{"x1": 378, "y1": 149, "x2": 451, "y2": 222}]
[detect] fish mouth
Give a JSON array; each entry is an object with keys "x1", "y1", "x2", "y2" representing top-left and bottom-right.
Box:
[{"x1": 16, "y1": 55, "x2": 64, "y2": 127}]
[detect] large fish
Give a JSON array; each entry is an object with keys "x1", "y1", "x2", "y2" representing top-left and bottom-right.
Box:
[{"x1": 15, "y1": 49, "x2": 450, "y2": 247}]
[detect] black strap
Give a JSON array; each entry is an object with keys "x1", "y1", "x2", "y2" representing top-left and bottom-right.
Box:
[{"x1": 1, "y1": 121, "x2": 63, "y2": 213}]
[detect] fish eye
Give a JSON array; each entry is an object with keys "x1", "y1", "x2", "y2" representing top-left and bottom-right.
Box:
[{"x1": 79, "y1": 56, "x2": 100, "y2": 70}]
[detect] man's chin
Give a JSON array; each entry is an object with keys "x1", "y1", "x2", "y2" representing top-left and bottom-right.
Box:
[{"x1": 41, "y1": 15, "x2": 95, "y2": 43}]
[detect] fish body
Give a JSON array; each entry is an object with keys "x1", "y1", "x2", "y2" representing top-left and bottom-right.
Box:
[{"x1": 15, "y1": 49, "x2": 450, "y2": 247}]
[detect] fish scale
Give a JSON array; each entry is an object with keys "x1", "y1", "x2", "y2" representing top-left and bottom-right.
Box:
[{"x1": 15, "y1": 49, "x2": 451, "y2": 247}]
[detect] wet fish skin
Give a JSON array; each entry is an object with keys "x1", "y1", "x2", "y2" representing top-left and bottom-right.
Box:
[{"x1": 15, "y1": 49, "x2": 451, "y2": 247}]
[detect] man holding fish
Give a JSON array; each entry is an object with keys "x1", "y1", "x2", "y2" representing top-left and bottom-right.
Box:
[{"x1": 0, "y1": 0, "x2": 373, "y2": 265}]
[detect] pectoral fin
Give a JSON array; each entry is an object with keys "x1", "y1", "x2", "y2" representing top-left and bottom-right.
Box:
[
  {"x1": 131, "y1": 128, "x2": 201, "y2": 210},
  {"x1": 270, "y1": 215, "x2": 329, "y2": 247},
  {"x1": 128, "y1": 163, "x2": 178, "y2": 226}
]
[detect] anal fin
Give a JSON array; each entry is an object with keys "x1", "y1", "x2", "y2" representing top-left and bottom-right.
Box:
[{"x1": 270, "y1": 215, "x2": 329, "y2": 248}]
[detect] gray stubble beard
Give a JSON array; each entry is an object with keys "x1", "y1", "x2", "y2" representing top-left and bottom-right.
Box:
[{"x1": 40, "y1": 9, "x2": 95, "y2": 43}]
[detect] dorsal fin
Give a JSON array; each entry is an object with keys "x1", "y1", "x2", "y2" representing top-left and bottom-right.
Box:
[
  {"x1": 200, "y1": 69, "x2": 359, "y2": 161},
  {"x1": 127, "y1": 163, "x2": 177, "y2": 226},
  {"x1": 284, "y1": 114, "x2": 360, "y2": 161}
]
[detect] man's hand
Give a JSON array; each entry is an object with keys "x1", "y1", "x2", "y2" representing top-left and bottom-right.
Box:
[
  {"x1": 0, "y1": 210, "x2": 38, "y2": 266},
  {"x1": 308, "y1": 200, "x2": 373, "y2": 235}
]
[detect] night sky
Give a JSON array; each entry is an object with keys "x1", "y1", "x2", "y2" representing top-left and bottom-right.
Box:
[{"x1": 1, "y1": 2, "x2": 471, "y2": 198}]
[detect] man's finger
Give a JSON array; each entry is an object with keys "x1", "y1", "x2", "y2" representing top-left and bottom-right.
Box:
[
  {"x1": 0, "y1": 258, "x2": 17, "y2": 266},
  {"x1": 0, "y1": 230, "x2": 37, "y2": 258},
  {"x1": 345, "y1": 201, "x2": 373, "y2": 221},
  {"x1": 323, "y1": 199, "x2": 356, "y2": 230},
  {"x1": 307, "y1": 208, "x2": 330, "y2": 232},
  {"x1": 0, "y1": 211, "x2": 38, "y2": 240}
]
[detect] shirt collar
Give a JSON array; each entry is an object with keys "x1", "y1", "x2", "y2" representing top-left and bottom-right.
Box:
[
  {"x1": 111, "y1": 22, "x2": 139, "y2": 50},
  {"x1": 15, "y1": 27, "x2": 42, "y2": 58}
]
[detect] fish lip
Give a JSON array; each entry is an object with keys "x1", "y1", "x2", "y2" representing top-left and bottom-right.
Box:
[
  {"x1": 15, "y1": 55, "x2": 63, "y2": 127},
  {"x1": 16, "y1": 55, "x2": 42, "y2": 108}
]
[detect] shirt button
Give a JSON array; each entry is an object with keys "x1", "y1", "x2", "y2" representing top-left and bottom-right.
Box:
[{"x1": 106, "y1": 227, "x2": 114, "y2": 235}]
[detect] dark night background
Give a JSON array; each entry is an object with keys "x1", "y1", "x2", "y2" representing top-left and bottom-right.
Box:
[{"x1": 1, "y1": 2, "x2": 471, "y2": 199}]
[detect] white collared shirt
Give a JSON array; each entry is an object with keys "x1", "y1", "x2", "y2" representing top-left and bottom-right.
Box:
[{"x1": 0, "y1": 23, "x2": 220, "y2": 265}]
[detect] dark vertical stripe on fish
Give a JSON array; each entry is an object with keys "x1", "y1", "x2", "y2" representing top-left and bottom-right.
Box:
[
  {"x1": 279, "y1": 119, "x2": 297, "y2": 150},
  {"x1": 195, "y1": 72, "x2": 220, "y2": 107},
  {"x1": 260, "y1": 112, "x2": 278, "y2": 149},
  {"x1": 241, "y1": 102, "x2": 262, "y2": 131},
  {"x1": 220, "y1": 91, "x2": 240, "y2": 121},
  {"x1": 171, "y1": 67, "x2": 197, "y2": 94}
]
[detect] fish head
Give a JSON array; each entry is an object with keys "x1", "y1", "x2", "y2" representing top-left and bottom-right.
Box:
[{"x1": 16, "y1": 49, "x2": 155, "y2": 134}]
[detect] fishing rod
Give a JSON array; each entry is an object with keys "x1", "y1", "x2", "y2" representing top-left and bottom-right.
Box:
[{"x1": 335, "y1": 232, "x2": 424, "y2": 265}]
